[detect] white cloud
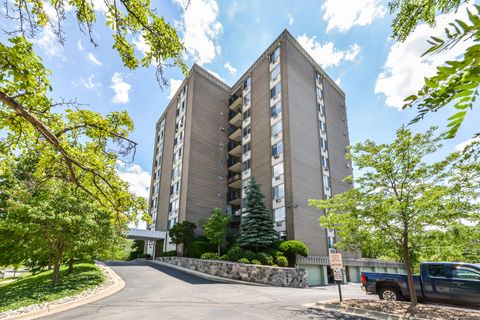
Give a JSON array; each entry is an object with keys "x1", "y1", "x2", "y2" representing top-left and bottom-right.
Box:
[
  {"x1": 288, "y1": 13, "x2": 294, "y2": 26},
  {"x1": 110, "y1": 72, "x2": 131, "y2": 104},
  {"x1": 297, "y1": 34, "x2": 361, "y2": 69},
  {"x1": 224, "y1": 62, "x2": 237, "y2": 75},
  {"x1": 227, "y1": 0, "x2": 242, "y2": 20},
  {"x1": 335, "y1": 78, "x2": 341, "y2": 85},
  {"x1": 206, "y1": 68, "x2": 225, "y2": 81},
  {"x1": 117, "y1": 163, "x2": 150, "y2": 199},
  {"x1": 33, "y1": 28, "x2": 64, "y2": 59},
  {"x1": 322, "y1": 0, "x2": 386, "y2": 33},
  {"x1": 86, "y1": 53, "x2": 102, "y2": 66},
  {"x1": 455, "y1": 138, "x2": 480, "y2": 153},
  {"x1": 77, "y1": 39, "x2": 84, "y2": 51},
  {"x1": 375, "y1": 4, "x2": 474, "y2": 110},
  {"x1": 168, "y1": 79, "x2": 183, "y2": 100},
  {"x1": 173, "y1": 0, "x2": 222, "y2": 65},
  {"x1": 91, "y1": 0, "x2": 108, "y2": 12},
  {"x1": 80, "y1": 74, "x2": 102, "y2": 91},
  {"x1": 133, "y1": 35, "x2": 150, "y2": 56}
]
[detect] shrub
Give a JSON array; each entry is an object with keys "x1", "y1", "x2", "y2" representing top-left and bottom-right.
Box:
[
  {"x1": 200, "y1": 252, "x2": 219, "y2": 260},
  {"x1": 226, "y1": 246, "x2": 244, "y2": 261},
  {"x1": 256, "y1": 252, "x2": 274, "y2": 265},
  {"x1": 159, "y1": 250, "x2": 177, "y2": 257},
  {"x1": 278, "y1": 240, "x2": 309, "y2": 267},
  {"x1": 251, "y1": 259, "x2": 262, "y2": 265},
  {"x1": 188, "y1": 240, "x2": 217, "y2": 258},
  {"x1": 238, "y1": 258, "x2": 250, "y2": 264},
  {"x1": 275, "y1": 255, "x2": 288, "y2": 267},
  {"x1": 219, "y1": 254, "x2": 228, "y2": 260}
]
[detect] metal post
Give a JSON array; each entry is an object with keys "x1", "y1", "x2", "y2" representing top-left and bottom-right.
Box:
[
  {"x1": 152, "y1": 240, "x2": 156, "y2": 261},
  {"x1": 337, "y1": 281, "x2": 343, "y2": 302}
]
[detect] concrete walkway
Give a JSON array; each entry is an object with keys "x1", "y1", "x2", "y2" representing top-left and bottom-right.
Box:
[{"x1": 43, "y1": 260, "x2": 374, "y2": 320}]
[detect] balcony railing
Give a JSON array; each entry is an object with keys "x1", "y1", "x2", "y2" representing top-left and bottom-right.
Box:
[
  {"x1": 227, "y1": 190, "x2": 241, "y2": 202},
  {"x1": 227, "y1": 173, "x2": 241, "y2": 184},
  {"x1": 228, "y1": 140, "x2": 241, "y2": 150},
  {"x1": 229, "y1": 110, "x2": 240, "y2": 120},
  {"x1": 227, "y1": 156, "x2": 240, "y2": 167},
  {"x1": 229, "y1": 95, "x2": 240, "y2": 106}
]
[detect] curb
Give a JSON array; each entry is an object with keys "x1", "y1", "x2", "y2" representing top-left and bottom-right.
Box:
[
  {"x1": 4, "y1": 261, "x2": 125, "y2": 320},
  {"x1": 149, "y1": 260, "x2": 266, "y2": 287},
  {"x1": 304, "y1": 302, "x2": 425, "y2": 320}
]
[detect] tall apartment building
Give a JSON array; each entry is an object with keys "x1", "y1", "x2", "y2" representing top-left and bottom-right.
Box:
[{"x1": 147, "y1": 30, "x2": 358, "y2": 257}]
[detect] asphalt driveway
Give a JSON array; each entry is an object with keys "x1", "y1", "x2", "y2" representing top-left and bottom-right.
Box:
[{"x1": 43, "y1": 260, "x2": 373, "y2": 319}]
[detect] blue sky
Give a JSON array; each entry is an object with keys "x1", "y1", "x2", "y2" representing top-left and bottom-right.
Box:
[{"x1": 4, "y1": 0, "x2": 479, "y2": 199}]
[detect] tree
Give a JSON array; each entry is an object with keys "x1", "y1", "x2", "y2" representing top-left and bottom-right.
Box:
[
  {"x1": 202, "y1": 208, "x2": 230, "y2": 255},
  {"x1": 169, "y1": 221, "x2": 196, "y2": 257},
  {"x1": 389, "y1": 0, "x2": 467, "y2": 42},
  {"x1": 0, "y1": 156, "x2": 125, "y2": 285},
  {"x1": 309, "y1": 127, "x2": 480, "y2": 308},
  {"x1": 278, "y1": 240, "x2": 309, "y2": 267},
  {"x1": 402, "y1": 5, "x2": 480, "y2": 139},
  {"x1": 0, "y1": 0, "x2": 187, "y2": 213},
  {"x1": 238, "y1": 177, "x2": 278, "y2": 252}
]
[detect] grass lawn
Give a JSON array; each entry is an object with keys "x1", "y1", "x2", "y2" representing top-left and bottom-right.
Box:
[{"x1": 0, "y1": 263, "x2": 105, "y2": 312}]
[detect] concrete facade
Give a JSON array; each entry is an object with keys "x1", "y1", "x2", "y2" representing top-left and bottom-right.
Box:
[{"x1": 148, "y1": 29, "x2": 353, "y2": 257}]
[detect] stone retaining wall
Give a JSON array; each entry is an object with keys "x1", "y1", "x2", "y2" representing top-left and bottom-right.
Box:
[{"x1": 156, "y1": 257, "x2": 307, "y2": 288}]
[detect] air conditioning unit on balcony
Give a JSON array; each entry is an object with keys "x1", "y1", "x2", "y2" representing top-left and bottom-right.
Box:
[
  {"x1": 275, "y1": 176, "x2": 281, "y2": 180},
  {"x1": 275, "y1": 198, "x2": 282, "y2": 203},
  {"x1": 273, "y1": 154, "x2": 280, "y2": 159}
]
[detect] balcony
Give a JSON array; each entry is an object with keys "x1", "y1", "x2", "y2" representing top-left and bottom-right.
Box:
[
  {"x1": 228, "y1": 140, "x2": 242, "y2": 156},
  {"x1": 227, "y1": 174, "x2": 241, "y2": 188},
  {"x1": 228, "y1": 156, "x2": 241, "y2": 172},
  {"x1": 227, "y1": 189, "x2": 241, "y2": 205},
  {"x1": 229, "y1": 95, "x2": 242, "y2": 111},
  {"x1": 228, "y1": 126, "x2": 241, "y2": 141},
  {"x1": 229, "y1": 110, "x2": 242, "y2": 127}
]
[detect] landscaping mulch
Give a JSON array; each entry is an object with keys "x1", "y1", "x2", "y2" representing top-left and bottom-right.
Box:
[{"x1": 320, "y1": 299, "x2": 480, "y2": 320}]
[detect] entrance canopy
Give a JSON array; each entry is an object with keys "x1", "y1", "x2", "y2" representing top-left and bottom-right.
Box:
[{"x1": 127, "y1": 228, "x2": 166, "y2": 241}]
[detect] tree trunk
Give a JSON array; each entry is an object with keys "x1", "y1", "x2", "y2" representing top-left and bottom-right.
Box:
[
  {"x1": 48, "y1": 256, "x2": 52, "y2": 270},
  {"x1": 402, "y1": 238, "x2": 417, "y2": 308},
  {"x1": 68, "y1": 257, "x2": 74, "y2": 274},
  {"x1": 217, "y1": 244, "x2": 221, "y2": 256},
  {"x1": 52, "y1": 253, "x2": 62, "y2": 285}
]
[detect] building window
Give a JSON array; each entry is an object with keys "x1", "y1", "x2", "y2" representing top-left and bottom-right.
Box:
[
  {"x1": 316, "y1": 72, "x2": 321, "y2": 82},
  {"x1": 271, "y1": 82, "x2": 281, "y2": 99},
  {"x1": 316, "y1": 86, "x2": 323, "y2": 99},
  {"x1": 321, "y1": 138, "x2": 328, "y2": 152},
  {"x1": 243, "y1": 125, "x2": 251, "y2": 137},
  {"x1": 273, "y1": 162, "x2": 284, "y2": 179},
  {"x1": 243, "y1": 77, "x2": 251, "y2": 90},
  {"x1": 272, "y1": 141, "x2": 283, "y2": 157},
  {"x1": 176, "y1": 101, "x2": 185, "y2": 115},
  {"x1": 270, "y1": 47, "x2": 280, "y2": 64},
  {"x1": 172, "y1": 165, "x2": 181, "y2": 178},
  {"x1": 169, "y1": 198, "x2": 179, "y2": 213},
  {"x1": 270, "y1": 64, "x2": 280, "y2": 82},
  {"x1": 244, "y1": 92, "x2": 251, "y2": 106},
  {"x1": 323, "y1": 175, "x2": 330, "y2": 191},
  {"x1": 319, "y1": 121, "x2": 326, "y2": 133},
  {"x1": 273, "y1": 184, "x2": 285, "y2": 200},
  {"x1": 170, "y1": 181, "x2": 180, "y2": 195},
  {"x1": 242, "y1": 159, "x2": 251, "y2": 171},
  {"x1": 175, "y1": 131, "x2": 184, "y2": 146},
  {"x1": 243, "y1": 142, "x2": 251, "y2": 154},
  {"x1": 271, "y1": 101, "x2": 282, "y2": 118},
  {"x1": 274, "y1": 207, "x2": 285, "y2": 222},
  {"x1": 322, "y1": 156, "x2": 329, "y2": 170},
  {"x1": 318, "y1": 101, "x2": 325, "y2": 117},
  {"x1": 243, "y1": 109, "x2": 250, "y2": 121},
  {"x1": 272, "y1": 121, "x2": 282, "y2": 137},
  {"x1": 174, "y1": 147, "x2": 183, "y2": 162},
  {"x1": 168, "y1": 217, "x2": 178, "y2": 229}
]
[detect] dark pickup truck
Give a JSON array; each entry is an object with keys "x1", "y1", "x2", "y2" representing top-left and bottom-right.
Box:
[{"x1": 362, "y1": 262, "x2": 480, "y2": 306}]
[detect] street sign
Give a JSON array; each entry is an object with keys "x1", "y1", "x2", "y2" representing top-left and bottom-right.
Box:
[
  {"x1": 333, "y1": 268, "x2": 343, "y2": 281},
  {"x1": 329, "y1": 253, "x2": 343, "y2": 269}
]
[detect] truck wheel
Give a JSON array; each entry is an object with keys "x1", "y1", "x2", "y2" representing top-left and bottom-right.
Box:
[{"x1": 378, "y1": 287, "x2": 401, "y2": 301}]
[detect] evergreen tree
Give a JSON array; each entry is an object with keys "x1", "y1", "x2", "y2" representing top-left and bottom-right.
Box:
[{"x1": 238, "y1": 177, "x2": 278, "y2": 252}]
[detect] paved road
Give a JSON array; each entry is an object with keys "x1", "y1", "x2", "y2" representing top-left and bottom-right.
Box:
[{"x1": 44, "y1": 260, "x2": 373, "y2": 319}]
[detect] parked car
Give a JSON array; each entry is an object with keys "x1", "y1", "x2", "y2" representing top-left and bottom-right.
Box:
[{"x1": 361, "y1": 262, "x2": 480, "y2": 306}]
